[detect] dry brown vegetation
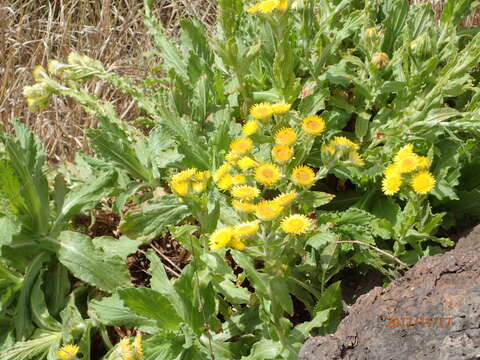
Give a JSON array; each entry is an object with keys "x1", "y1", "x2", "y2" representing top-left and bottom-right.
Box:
[{"x1": 0, "y1": 0, "x2": 478, "y2": 160}]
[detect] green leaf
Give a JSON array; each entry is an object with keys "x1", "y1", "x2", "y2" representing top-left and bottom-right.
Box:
[
  {"x1": 30, "y1": 272, "x2": 61, "y2": 331},
  {"x1": 306, "y1": 231, "x2": 337, "y2": 250},
  {"x1": 294, "y1": 309, "x2": 331, "y2": 338},
  {"x1": 243, "y1": 339, "x2": 282, "y2": 360},
  {"x1": 119, "y1": 195, "x2": 190, "y2": 242},
  {"x1": 300, "y1": 192, "x2": 335, "y2": 209},
  {"x1": 0, "y1": 216, "x2": 21, "y2": 255},
  {"x1": 90, "y1": 294, "x2": 158, "y2": 331},
  {"x1": 269, "y1": 276, "x2": 294, "y2": 316},
  {"x1": 119, "y1": 287, "x2": 182, "y2": 331},
  {"x1": 58, "y1": 231, "x2": 131, "y2": 292},
  {"x1": 231, "y1": 251, "x2": 269, "y2": 297},
  {"x1": 92, "y1": 236, "x2": 139, "y2": 259},
  {"x1": 43, "y1": 262, "x2": 70, "y2": 318},
  {"x1": 313, "y1": 281, "x2": 343, "y2": 334}
]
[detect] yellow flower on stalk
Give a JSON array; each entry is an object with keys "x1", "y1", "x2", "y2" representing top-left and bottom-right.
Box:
[
  {"x1": 171, "y1": 168, "x2": 197, "y2": 183},
  {"x1": 271, "y1": 102, "x2": 291, "y2": 114},
  {"x1": 281, "y1": 214, "x2": 313, "y2": 234},
  {"x1": 214, "y1": 163, "x2": 232, "y2": 182},
  {"x1": 225, "y1": 151, "x2": 241, "y2": 163},
  {"x1": 395, "y1": 152, "x2": 419, "y2": 174},
  {"x1": 237, "y1": 156, "x2": 257, "y2": 171},
  {"x1": 382, "y1": 174, "x2": 402, "y2": 196},
  {"x1": 134, "y1": 335, "x2": 144, "y2": 360},
  {"x1": 275, "y1": 127, "x2": 297, "y2": 145},
  {"x1": 234, "y1": 221, "x2": 259, "y2": 239},
  {"x1": 302, "y1": 115, "x2": 326, "y2": 136},
  {"x1": 230, "y1": 237, "x2": 246, "y2": 250},
  {"x1": 209, "y1": 227, "x2": 233, "y2": 250},
  {"x1": 411, "y1": 171, "x2": 436, "y2": 195},
  {"x1": 230, "y1": 138, "x2": 253, "y2": 154},
  {"x1": 291, "y1": 165, "x2": 316, "y2": 187},
  {"x1": 417, "y1": 156, "x2": 430, "y2": 169},
  {"x1": 255, "y1": 163, "x2": 281, "y2": 186},
  {"x1": 231, "y1": 185, "x2": 260, "y2": 200},
  {"x1": 218, "y1": 174, "x2": 234, "y2": 191},
  {"x1": 250, "y1": 102, "x2": 274, "y2": 120},
  {"x1": 243, "y1": 120, "x2": 260, "y2": 136},
  {"x1": 384, "y1": 164, "x2": 400, "y2": 178},
  {"x1": 393, "y1": 144, "x2": 414, "y2": 162},
  {"x1": 273, "y1": 190, "x2": 297, "y2": 207},
  {"x1": 57, "y1": 344, "x2": 79, "y2": 360},
  {"x1": 271, "y1": 145, "x2": 294, "y2": 163},
  {"x1": 232, "y1": 200, "x2": 257, "y2": 213},
  {"x1": 255, "y1": 201, "x2": 283, "y2": 220},
  {"x1": 171, "y1": 181, "x2": 189, "y2": 197}
]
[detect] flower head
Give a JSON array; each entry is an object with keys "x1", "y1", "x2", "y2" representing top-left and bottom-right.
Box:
[
  {"x1": 171, "y1": 180, "x2": 189, "y2": 197},
  {"x1": 417, "y1": 156, "x2": 430, "y2": 169},
  {"x1": 281, "y1": 214, "x2": 313, "y2": 234},
  {"x1": 237, "y1": 156, "x2": 257, "y2": 171},
  {"x1": 395, "y1": 153, "x2": 419, "y2": 174},
  {"x1": 271, "y1": 145, "x2": 294, "y2": 163},
  {"x1": 330, "y1": 136, "x2": 359, "y2": 150},
  {"x1": 255, "y1": 201, "x2": 283, "y2": 220},
  {"x1": 411, "y1": 171, "x2": 436, "y2": 195},
  {"x1": 230, "y1": 237, "x2": 246, "y2": 250},
  {"x1": 255, "y1": 0, "x2": 280, "y2": 14},
  {"x1": 230, "y1": 138, "x2": 253, "y2": 154},
  {"x1": 271, "y1": 102, "x2": 291, "y2": 114},
  {"x1": 384, "y1": 164, "x2": 400, "y2": 178},
  {"x1": 243, "y1": 120, "x2": 260, "y2": 136},
  {"x1": 134, "y1": 335, "x2": 144, "y2": 360},
  {"x1": 232, "y1": 200, "x2": 257, "y2": 213},
  {"x1": 214, "y1": 163, "x2": 232, "y2": 182},
  {"x1": 234, "y1": 221, "x2": 259, "y2": 239},
  {"x1": 225, "y1": 151, "x2": 241, "y2": 163},
  {"x1": 302, "y1": 115, "x2": 326, "y2": 136},
  {"x1": 231, "y1": 185, "x2": 260, "y2": 200},
  {"x1": 372, "y1": 52, "x2": 389, "y2": 68},
  {"x1": 57, "y1": 344, "x2": 79, "y2": 360},
  {"x1": 273, "y1": 190, "x2": 297, "y2": 207},
  {"x1": 255, "y1": 163, "x2": 281, "y2": 186},
  {"x1": 292, "y1": 165, "x2": 316, "y2": 187},
  {"x1": 119, "y1": 338, "x2": 134, "y2": 360},
  {"x1": 250, "y1": 102, "x2": 274, "y2": 120},
  {"x1": 209, "y1": 227, "x2": 233, "y2": 250},
  {"x1": 171, "y1": 168, "x2": 197, "y2": 183},
  {"x1": 382, "y1": 174, "x2": 402, "y2": 196},
  {"x1": 275, "y1": 127, "x2": 297, "y2": 146},
  {"x1": 217, "y1": 174, "x2": 234, "y2": 191}
]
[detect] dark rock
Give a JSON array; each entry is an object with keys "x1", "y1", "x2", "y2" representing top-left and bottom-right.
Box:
[{"x1": 300, "y1": 225, "x2": 480, "y2": 360}]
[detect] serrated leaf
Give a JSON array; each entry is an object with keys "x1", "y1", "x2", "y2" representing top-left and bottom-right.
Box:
[{"x1": 58, "y1": 231, "x2": 131, "y2": 292}]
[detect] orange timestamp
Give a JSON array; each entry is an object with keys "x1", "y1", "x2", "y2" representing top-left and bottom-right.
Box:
[{"x1": 385, "y1": 317, "x2": 454, "y2": 328}]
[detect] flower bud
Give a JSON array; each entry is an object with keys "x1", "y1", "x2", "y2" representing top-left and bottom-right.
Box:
[{"x1": 372, "y1": 52, "x2": 389, "y2": 68}]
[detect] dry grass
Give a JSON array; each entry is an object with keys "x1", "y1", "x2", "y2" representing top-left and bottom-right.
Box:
[
  {"x1": 1, "y1": 0, "x2": 478, "y2": 160},
  {"x1": 0, "y1": 0, "x2": 216, "y2": 161}
]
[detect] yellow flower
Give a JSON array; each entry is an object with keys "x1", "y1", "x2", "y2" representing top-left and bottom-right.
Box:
[
  {"x1": 302, "y1": 115, "x2": 326, "y2": 136},
  {"x1": 277, "y1": 0, "x2": 289, "y2": 11},
  {"x1": 191, "y1": 182, "x2": 205, "y2": 194},
  {"x1": 256, "y1": 0, "x2": 280, "y2": 14},
  {"x1": 225, "y1": 151, "x2": 241, "y2": 163},
  {"x1": 234, "y1": 221, "x2": 259, "y2": 239},
  {"x1": 271, "y1": 102, "x2": 291, "y2": 114},
  {"x1": 281, "y1": 214, "x2": 313, "y2": 234},
  {"x1": 243, "y1": 120, "x2": 260, "y2": 136},
  {"x1": 33, "y1": 65, "x2": 47, "y2": 81},
  {"x1": 384, "y1": 164, "x2": 400, "y2": 177},
  {"x1": 350, "y1": 151, "x2": 365, "y2": 166},
  {"x1": 209, "y1": 227, "x2": 233, "y2": 250},
  {"x1": 231, "y1": 174, "x2": 246, "y2": 186},
  {"x1": 250, "y1": 102, "x2": 274, "y2": 120},
  {"x1": 214, "y1": 163, "x2": 232, "y2": 182},
  {"x1": 232, "y1": 200, "x2": 257, "y2": 213},
  {"x1": 237, "y1": 156, "x2": 257, "y2": 171},
  {"x1": 365, "y1": 27, "x2": 377, "y2": 37},
  {"x1": 417, "y1": 156, "x2": 430, "y2": 169},
  {"x1": 230, "y1": 138, "x2": 253, "y2": 154},
  {"x1": 218, "y1": 174, "x2": 234, "y2": 191},
  {"x1": 271, "y1": 145, "x2": 294, "y2": 163},
  {"x1": 322, "y1": 144, "x2": 335, "y2": 156},
  {"x1": 330, "y1": 136, "x2": 359, "y2": 150},
  {"x1": 395, "y1": 153, "x2": 419, "y2": 174},
  {"x1": 292, "y1": 165, "x2": 316, "y2": 187},
  {"x1": 230, "y1": 237, "x2": 246, "y2": 250},
  {"x1": 57, "y1": 344, "x2": 79, "y2": 360},
  {"x1": 231, "y1": 185, "x2": 260, "y2": 199},
  {"x1": 275, "y1": 127, "x2": 297, "y2": 146},
  {"x1": 134, "y1": 334, "x2": 144, "y2": 360},
  {"x1": 255, "y1": 201, "x2": 283, "y2": 220},
  {"x1": 255, "y1": 163, "x2": 281, "y2": 186},
  {"x1": 119, "y1": 338, "x2": 134, "y2": 360},
  {"x1": 273, "y1": 190, "x2": 297, "y2": 207},
  {"x1": 171, "y1": 181, "x2": 189, "y2": 197},
  {"x1": 393, "y1": 144, "x2": 414, "y2": 162},
  {"x1": 411, "y1": 171, "x2": 436, "y2": 195},
  {"x1": 247, "y1": 4, "x2": 260, "y2": 13},
  {"x1": 171, "y1": 168, "x2": 197, "y2": 183},
  {"x1": 382, "y1": 174, "x2": 402, "y2": 196},
  {"x1": 194, "y1": 170, "x2": 211, "y2": 181}
]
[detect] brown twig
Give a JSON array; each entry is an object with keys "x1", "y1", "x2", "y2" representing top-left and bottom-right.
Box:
[{"x1": 150, "y1": 244, "x2": 183, "y2": 275}]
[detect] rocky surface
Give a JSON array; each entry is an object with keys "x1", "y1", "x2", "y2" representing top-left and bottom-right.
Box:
[{"x1": 300, "y1": 225, "x2": 480, "y2": 360}]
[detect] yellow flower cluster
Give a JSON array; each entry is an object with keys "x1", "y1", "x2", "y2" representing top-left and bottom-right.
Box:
[
  {"x1": 249, "y1": 101, "x2": 291, "y2": 120},
  {"x1": 57, "y1": 344, "x2": 79, "y2": 360},
  {"x1": 247, "y1": 0, "x2": 289, "y2": 14},
  {"x1": 170, "y1": 168, "x2": 211, "y2": 197},
  {"x1": 322, "y1": 136, "x2": 365, "y2": 167},
  {"x1": 118, "y1": 335, "x2": 144, "y2": 360},
  {"x1": 382, "y1": 144, "x2": 436, "y2": 196},
  {"x1": 209, "y1": 222, "x2": 259, "y2": 250}
]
